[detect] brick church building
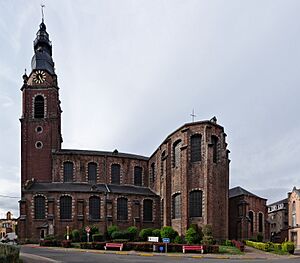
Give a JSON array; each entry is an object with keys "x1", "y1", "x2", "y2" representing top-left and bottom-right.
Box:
[{"x1": 18, "y1": 20, "x2": 230, "y2": 242}]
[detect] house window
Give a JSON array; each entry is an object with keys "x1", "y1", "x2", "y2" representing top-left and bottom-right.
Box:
[
  {"x1": 34, "y1": 196, "x2": 45, "y2": 219},
  {"x1": 143, "y1": 199, "x2": 153, "y2": 222},
  {"x1": 134, "y1": 166, "x2": 142, "y2": 186},
  {"x1": 111, "y1": 164, "x2": 120, "y2": 184},
  {"x1": 117, "y1": 198, "x2": 128, "y2": 220},
  {"x1": 161, "y1": 151, "x2": 166, "y2": 179},
  {"x1": 191, "y1": 135, "x2": 201, "y2": 162},
  {"x1": 150, "y1": 163, "x2": 155, "y2": 185},
  {"x1": 173, "y1": 140, "x2": 182, "y2": 168},
  {"x1": 60, "y1": 196, "x2": 72, "y2": 220},
  {"x1": 34, "y1": 95, "x2": 44, "y2": 118},
  {"x1": 63, "y1": 161, "x2": 73, "y2": 182},
  {"x1": 88, "y1": 162, "x2": 97, "y2": 184},
  {"x1": 89, "y1": 196, "x2": 100, "y2": 220},
  {"x1": 258, "y1": 212, "x2": 263, "y2": 233},
  {"x1": 249, "y1": 211, "x2": 254, "y2": 234},
  {"x1": 292, "y1": 201, "x2": 296, "y2": 227},
  {"x1": 172, "y1": 193, "x2": 181, "y2": 219},
  {"x1": 189, "y1": 190, "x2": 202, "y2": 217},
  {"x1": 211, "y1": 136, "x2": 218, "y2": 163}
]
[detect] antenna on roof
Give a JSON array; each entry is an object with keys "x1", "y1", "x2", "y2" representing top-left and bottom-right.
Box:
[{"x1": 41, "y1": 4, "x2": 45, "y2": 22}]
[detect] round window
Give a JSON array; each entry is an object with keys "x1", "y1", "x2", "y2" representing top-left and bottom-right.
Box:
[
  {"x1": 35, "y1": 141, "x2": 43, "y2": 149},
  {"x1": 35, "y1": 126, "x2": 43, "y2": 133}
]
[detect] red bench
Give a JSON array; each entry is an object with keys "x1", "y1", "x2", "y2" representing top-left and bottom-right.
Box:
[
  {"x1": 104, "y1": 243, "x2": 123, "y2": 251},
  {"x1": 182, "y1": 245, "x2": 204, "y2": 254}
]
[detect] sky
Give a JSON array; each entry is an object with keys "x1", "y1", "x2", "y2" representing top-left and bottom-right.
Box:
[{"x1": 0, "y1": 0, "x2": 300, "y2": 218}]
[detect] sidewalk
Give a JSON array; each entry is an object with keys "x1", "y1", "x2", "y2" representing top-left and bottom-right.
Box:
[{"x1": 22, "y1": 244, "x2": 300, "y2": 260}]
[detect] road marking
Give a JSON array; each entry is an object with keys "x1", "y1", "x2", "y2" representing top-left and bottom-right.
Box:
[
  {"x1": 116, "y1": 251, "x2": 129, "y2": 255},
  {"x1": 21, "y1": 252, "x2": 61, "y2": 263},
  {"x1": 139, "y1": 253, "x2": 154, "y2": 256}
]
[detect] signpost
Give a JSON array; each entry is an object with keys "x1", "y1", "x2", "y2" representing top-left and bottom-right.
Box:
[
  {"x1": 162, "y1": 238, "x2": 170, "y2": 253},
  {"x1": 148, "y1": 236, "x2": 159, "y2": 252},
  {"x1": 85, "y1": 226, "x2": 91, "y2": 242}
]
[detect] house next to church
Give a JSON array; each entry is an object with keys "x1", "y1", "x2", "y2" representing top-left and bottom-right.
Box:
[{"x1": 18, "y1": 20, "x2": 230, "y2": 242}]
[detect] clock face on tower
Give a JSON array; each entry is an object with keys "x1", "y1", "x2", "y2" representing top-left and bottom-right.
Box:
[{"x1": 33, "y1": 70, "x2": 46, "y2": 84}]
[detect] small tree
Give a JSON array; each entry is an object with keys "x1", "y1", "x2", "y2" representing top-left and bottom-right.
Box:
[
  {"x1": 202, "y1": 224, "x2": 214, "y2": 245},
  {"x1": 72, "y1": 229, "x2": 80, "y2": 242},
  {"x1": 107, "y1": 225, "x2": 119, "y2": 239},
  {"x1": 160, "y1": 226, "x2": 178, "y2": 242},
  {"x1": 185, "y1": 227, "x2": 201, "y2": 244},
  {"x1": 152, "y1": 229, "x2": 161, "y2": 239},
  {"x1": 127, "y1": 226, "x2": 138, "y2": 241}
]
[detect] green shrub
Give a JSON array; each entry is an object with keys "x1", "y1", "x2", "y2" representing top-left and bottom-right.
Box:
[
  {"x1": 173, "y1": 235, "x2": 185, "y2": 244},
  {"x1": 139, "y1": 228, "x2": 153, "y2": 241},
  {"x1": 202, "y1": 224, "x2": 213, "y2": 236},
  {"x1": 160, "y1": 226, "x2": 178, "y2": 242},
  {"x1": 111, "y1": 231, "x2": 130, "y2": 240},
  {"x1": 282, "y1": 241, "x2": 295, "y2": 254},
  {"x1": 152, "y1": 229, "x2": 161, "y2": 239},
  {"x1": 127, "y1": 226, "x2": 138, "y2": 241},
  {"x1": 202, "y1": 224, "x2": 214, "y2": 245},
  {"x1": 92, "y1": 233, "x2": 104, "y2": 242},
  {"x1": 0, "y1": 244, "x2": 20, "y2": 263},
  {"x1": 72, "y1": 229, "x2": 80, "y2": 242},
  {"x1": 224, "y1": 240, "x2": 233, "y2": 246},
  {"x1": 185, "y1": 227, "x2": 201, "y2": 244},
  {"x1": 107, "y1": 225, "x2": 119, "y2": 239}
]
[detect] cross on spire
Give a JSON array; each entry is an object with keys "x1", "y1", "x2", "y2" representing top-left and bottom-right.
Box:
[
  {"x1": 190, "y1": 109, "x2": 196, "y2": 122},
  {"x1": 41, "y1": 4, "x2": 45, "y2": 22}
]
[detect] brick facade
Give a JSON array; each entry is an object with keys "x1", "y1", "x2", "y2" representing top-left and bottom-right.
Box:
[{"x1": 19, "y1": 21, "x2": 230, "y2": 242}]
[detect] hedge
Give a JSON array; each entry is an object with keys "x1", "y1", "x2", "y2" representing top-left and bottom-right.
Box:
[
  {"x1": 0, "y1": 243, "x2": 20, "y2": 263},
  {"x1": 245, "y1": 240, "x2": 295, "y2": 254}
]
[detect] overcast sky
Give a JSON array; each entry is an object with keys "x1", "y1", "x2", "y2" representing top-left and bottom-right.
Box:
[{"x1": 0, "y1": 0, "x2": 300, "y2": 218}]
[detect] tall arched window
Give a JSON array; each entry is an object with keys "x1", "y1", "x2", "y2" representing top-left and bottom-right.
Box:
[
  {"x1": 172, "y1": 193, "x2": 181, "y2": 219},
  {"x1": 249, "y1": 211, "x2": 254, "y2": 234},
  {"x1": 34, "y1": 196, "x2": 46, "y2": 219},
  {"x1": 191, "y1": 135, "x2": 201, "y2": 162},
  {"x1": 111, "y1": 164, "x2": 120, "y2": 184},
  {"x1": 143, "y1": 199, "x2": 153, "y2": 222},
  {"x1": 292, "y1": 201, "x2": 296, "y2": 227},
  {"x1": 189, "y1": 190, "x2": 202, "y2": 217},
  {"x1": 150, "y1": 163, "x2": 155, "y2": 185},
  {"x1": 88, "y1": 162, "x2": 97, "y2": 184},
  {"x1": 211, "y1": 136, "x2": 218, "y2": 163},
  {"x1": 60, "y1": 196, "x2": 72, "y2": 220},
  {"x1": 173, "y1": 140, "x2": 182, "y2": 168},
  {"x1": 34, "y1": 95, "x2": 45, "y2": 118},
  {"x1": 117, "y1": 197, "x2": 128, "y2": 220},
  {"x1": 161, "y1": 151, "x2": 166, "y2": 179},
  {"x1": 89, "y1": 196, "x2": 100, "y2": 220},
  {"x1": 258, "y1": 212, "x2": 263, "y2": 233},
  {"x1": 134, "y1": 166, "x2": 142, "y2": 186},
  {"x1": 63, "y1": 161, "x2": 73, "y2": 182}
]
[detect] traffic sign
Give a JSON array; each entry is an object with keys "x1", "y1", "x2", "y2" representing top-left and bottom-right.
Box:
[
  {"x1": 162, "y1": 238, "x2": 170, "y2": 243},
  {"x1": 85, "y1": 226, "x2": 91, "y2": 233}
]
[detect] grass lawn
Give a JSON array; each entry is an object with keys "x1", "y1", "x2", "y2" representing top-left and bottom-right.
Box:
[{"x1": 218, "y1": 245, "x2": 243, "y2": 255}]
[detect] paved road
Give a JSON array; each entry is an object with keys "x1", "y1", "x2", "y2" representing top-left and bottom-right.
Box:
[{"x1": 20, "y1": 246, "x2": 300, "y2": 263}]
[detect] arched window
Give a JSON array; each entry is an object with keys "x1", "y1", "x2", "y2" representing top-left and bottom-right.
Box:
[
  {"x1": 117, "y1": 197, "x2": 128, "y2": 220},
  {"x1": 161, "y1": 151, "x2": 166, "y2": 178},
  {"x1": 150, "y1": 163, "x2": 155, "y2": 185},
  {"x1": 191, "y1": 135, "x2": 201, "y2": 162},
  {"x1": 88, "y1": 162, "x2": 97, "y2": 184},
  {"x1": 172, "y1": 193, "x2": 181, "y2": 219},
  {"x1": 173, "y1": 140, "x2": 182, "y2": 168},
  {"x1": 60, "y1": 196, "x2": 72, "y2": 220},
  {"x1": 189, "y1": 190, "x2": 202, "y2": 217},
  {"x1": 211, "y1": 136, "x2": 218, "y2": 163},
  {"x1": 63, "y1": 161, "x2": 73, "y2": 182},
  {"x1": 34, "y1": 95, "x2": 45, "y2": 118},
  {"x1": 111, "y1": 164, "x2": 120, "y2": 184},
  {"x1": 134, "y1": 166, "x2": 142, "y2": 186},
  {"x1": 34, "y1": 196, "x2": 45, "y2": 219},
  {"x1": 89, "y1": 196, "x2": 100, "y2": 220},
  {"x1": 258, "y1": 212, "x2": 263, "y2": 233},
  {"x1": 249, "y1": 211, "x2": 254, "y2": 234},
  {"x1": 143, "y1": 199, "x2": 153, "y2": 221}
]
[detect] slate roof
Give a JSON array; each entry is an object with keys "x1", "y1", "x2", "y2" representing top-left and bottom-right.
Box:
[
  {"x1": 24, "y1": 182, "x2": 157, "y2": 196},
  {"x1": 229, "y1": 186, "x2": 264, "y2": 199},
  {"x1": 54, "y1": 149, "x2": 149, "y2": 161},
  {"x1": 267, "y1": 198, "x2": 288, "y2": 207}
]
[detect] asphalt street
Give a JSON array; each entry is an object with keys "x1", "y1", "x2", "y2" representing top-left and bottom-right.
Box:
[{"x1": 20, "y1": 246, "x2": 300, "y2": 263}]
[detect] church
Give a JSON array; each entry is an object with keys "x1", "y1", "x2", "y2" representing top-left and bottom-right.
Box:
[{"x1": 18, "y1": 20, "x2": 230, "y2": 242}]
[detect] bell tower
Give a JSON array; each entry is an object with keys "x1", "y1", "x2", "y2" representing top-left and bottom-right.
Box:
[{"x1": 20, "y1": 20, "x2": 62, "y2": 186}]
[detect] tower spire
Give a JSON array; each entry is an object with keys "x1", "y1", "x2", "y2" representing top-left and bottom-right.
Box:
[{"x1": 41, "y1": 4, "x2": 45, "y2": 23}]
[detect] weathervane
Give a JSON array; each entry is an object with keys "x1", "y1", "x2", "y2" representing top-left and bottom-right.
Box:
[
  {"x1": 41, "y1": 3, "x2": 45, "y2": 22},
  {"x1": 190, "y1": 109, "x2": 196, "y2": 122}
]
